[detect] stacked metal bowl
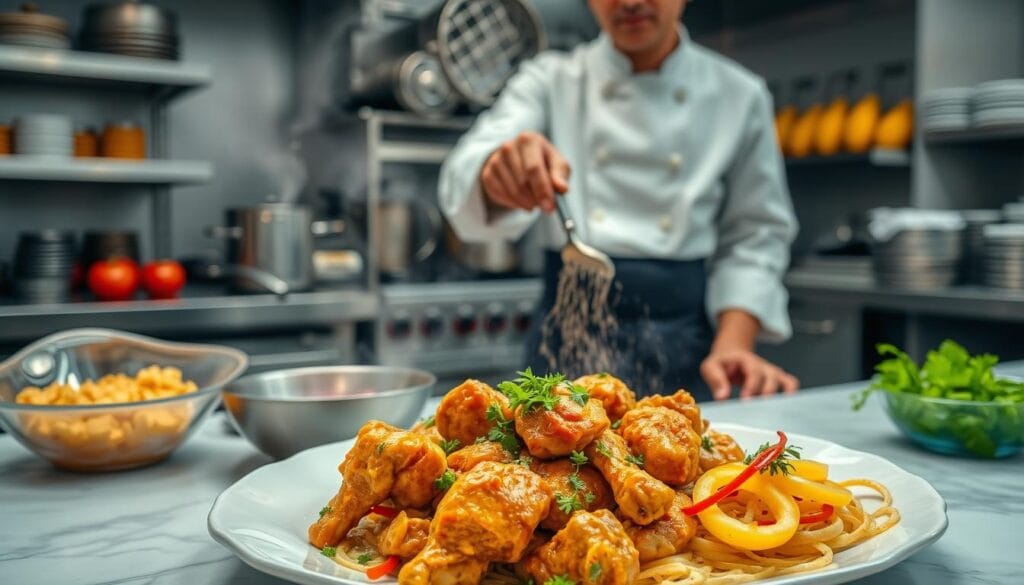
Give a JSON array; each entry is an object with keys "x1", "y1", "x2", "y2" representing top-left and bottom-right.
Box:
[
  {"x1": 79, "y1": 1, "x2": 179, "y2": 60},
  {"x1": 0, "y1": 3, "x2": 70, "y2": 49},
  {"x1": 982, "y1": 224, "x2": 1024, "y2": 291},
  {"x1": 962, "y1": 210, "x2": 1003, "y2": 284},
  {"x1": 972, "y1": 79, "x2": 1024, "y2": 128},
  {"x1": 920, "y1": 87, "x2": 972, "y2": 132},
  {"x1": 12, "y1": 230, "x2": 76, "y2": 303},
  {"x1": 873, "y1": 229, "x2": 964, "y2": 290}
]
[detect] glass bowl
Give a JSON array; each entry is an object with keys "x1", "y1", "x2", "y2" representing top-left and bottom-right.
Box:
[
  {"x1": 882, "y1": 391, "x2": 1024, "y2": 458},
  {"x1": 0, "y1": 328, "x2": 248, "y2": 471}
]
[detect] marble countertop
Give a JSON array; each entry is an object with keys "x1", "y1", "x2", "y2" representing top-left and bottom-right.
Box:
[{"x1": 2, "y1": 371, "x2": 1023, "y2": 585}]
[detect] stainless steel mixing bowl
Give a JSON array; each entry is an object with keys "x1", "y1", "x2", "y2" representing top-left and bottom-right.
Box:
[{"x1": 222, "y1": 366, "x2": 435, "y2": 459}]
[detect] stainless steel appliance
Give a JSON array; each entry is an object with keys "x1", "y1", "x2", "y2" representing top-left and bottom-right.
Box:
[
  {"x1": 376, "y1": 279, "x2": 543, "y2": 391},
  {"x1": 206, "y1": 203, "x2": 345, "y2": 293}
]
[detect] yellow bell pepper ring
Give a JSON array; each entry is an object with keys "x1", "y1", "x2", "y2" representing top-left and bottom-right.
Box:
[
  {"x1": 693, "y1": 463, "x2": 801, "y2": 551},
  {"x1": 790, "y1": 459, "x2": 829, "y2": 482},
  {"x1": 767, "y1": 473, "x2": 853, "y2": 508}
]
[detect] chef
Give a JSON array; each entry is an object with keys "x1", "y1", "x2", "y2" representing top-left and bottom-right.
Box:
[{"x1": 439, "y1": 0, "x2": 799, "y2": 400}]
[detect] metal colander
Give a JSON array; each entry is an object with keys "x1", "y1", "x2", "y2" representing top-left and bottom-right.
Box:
[{"x1": 435, "y1": 0, "x2": 546, "y2": 107}]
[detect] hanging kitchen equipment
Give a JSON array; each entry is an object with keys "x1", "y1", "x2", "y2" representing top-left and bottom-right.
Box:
[
  {"x1": 205, "y1": 202, "x2": 346, "y2": 294},
  {"x1": 433, "y1": 0, "x2": 546, "y2": 107},
  {"x1": 349, "y1": 49, "x2": 460, "y2": 117}
]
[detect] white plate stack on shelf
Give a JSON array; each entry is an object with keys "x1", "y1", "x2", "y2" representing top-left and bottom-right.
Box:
[
  {"x1": 972, "y1": 79, "x2": 1024, "y2": 127},
  {"x1": 982, "y1": 223, "x2": 1024, "y2": 291},
  {"x1": 961, "y1": 209, "x2": 1003, "y2": 284},
  {"x1": 920, "y1": 87, "x2": 972, "y2": 132},
  {"x1": 12, "y1": 114, "x2": 73, "y2": 157},
  {"x1": 868, "y1": 208, "x2": 965, "y2": 291}
]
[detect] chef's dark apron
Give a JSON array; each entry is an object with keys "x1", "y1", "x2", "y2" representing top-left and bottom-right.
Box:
[{"x1": 525, "y1": 251, "x2": 713, "y2": 401}]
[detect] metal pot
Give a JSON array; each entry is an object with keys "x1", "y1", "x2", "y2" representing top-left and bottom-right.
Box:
[
  {"x1": 375, "y1": 198, "x2": 442, "y2": 277},
  {"x1": 206, "y1": 203, "x2": 345, "y2": 294},
  {"x1": 444, "y1": 225, "x2": 519, "y2": 274}
]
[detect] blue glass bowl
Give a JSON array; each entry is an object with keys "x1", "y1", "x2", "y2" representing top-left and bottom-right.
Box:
[{"x1": 882, "y1": 391, "x2": 1024, "y2": 458}]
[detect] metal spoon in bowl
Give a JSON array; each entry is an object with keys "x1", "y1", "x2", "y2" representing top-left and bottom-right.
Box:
[{"x1": 553, "y1": 197, "x2": 615, "y2": 278}]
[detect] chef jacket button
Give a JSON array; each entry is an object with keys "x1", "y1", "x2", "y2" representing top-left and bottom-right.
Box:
[
  {"x1": 674, "y1": 88, "x2": 687, "y2": 103},
  {"x1": 592, "y1": 208, "x2": 607, "y2": 222},
  {"x1": 668, "y1": 152, "x2": 683, "y2": 172},
  {"x1": 659, "y1": 215, "x2": 673, "y2": 232},
  {"x1": 595, "y1": 146, "x2": 610, "y2": 164}
]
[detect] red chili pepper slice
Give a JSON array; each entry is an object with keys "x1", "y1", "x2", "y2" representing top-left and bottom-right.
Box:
[
  {"x1": 369, "y1": 505, "x2": 399, "y2": 519},
  {"x1": 366, "y1": 555, "x2": 400, "y2": 580},
  {"x1": 682, "y1": 431, "x2": 788, "y2": 516},
  {"x1": 758, "y1": 503, "x2": 835, "y2": 526}
]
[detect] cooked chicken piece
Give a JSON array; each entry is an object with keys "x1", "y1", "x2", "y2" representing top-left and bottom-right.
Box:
[
  {"x1": 436, "y1": 380, "x2": 512, "y2": 446},
  {"x1": 516, "y1": 384, "x2": 609, "y2": 459},
  {"x1": 636, "y1": 389, "x2": 703, "y2": 432},
  {"x1": 522, "y1": 509, "x2": 640, "y2": 585},
  {"x1": 585, "y1": 430, "x2": 674, "y2": 525},
  {"x1": 446, "y1": 440, "x2": 515, "y2": 472},
  {"x1": 619, "y1": 406, "x2": 701, "y2": 486},
  {"x1": 621, "y1": 491, "x2": 698, "y2": 562},
  {"x1": 337, "y1": 513, "x2": 390, "y2": 558},
  {"x1": 399, "y1": 462, "x2": 553, "y2": 584},
  {"x1": 531, "y1": 458, "x2": 615, "y2": 531},
  {"x1": 410, "y1": 418, "x2": 445, "y2": 446},
  {"x1": 379, "y1": 511, "x2": 431, "y2": 559},
  {"x1": 573, "y1": 374, "x2": 637, "y2": 423},
  {"x1": 699, "y1": 428, "x2": 745, "y2": 472},
  {"x1": 309, "y1": 421, "x2": 447, "y2": 549}
]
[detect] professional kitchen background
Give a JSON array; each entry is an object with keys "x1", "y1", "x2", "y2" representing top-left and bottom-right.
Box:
[{"x1": 2, "y1": 0, "x2": 1024, "y2": 391}]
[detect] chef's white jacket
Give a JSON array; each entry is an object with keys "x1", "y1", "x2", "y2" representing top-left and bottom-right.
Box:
[{"x1": 439, "y1": 29, "x2": 798, "y2": 341}]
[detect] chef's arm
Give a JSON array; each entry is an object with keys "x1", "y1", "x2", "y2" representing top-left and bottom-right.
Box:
[{"x1": 438, "y1": 55, "x2": 555, "y2": 243}]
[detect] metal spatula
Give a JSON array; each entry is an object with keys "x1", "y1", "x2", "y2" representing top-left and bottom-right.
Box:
[{"x1": 554, "y1": 198, "x2": 615, "y2": 278}]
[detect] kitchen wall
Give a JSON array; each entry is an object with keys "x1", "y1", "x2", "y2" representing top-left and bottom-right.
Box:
[{"x1": 0, "y1": 0, "x2": 298, "y2": 261}]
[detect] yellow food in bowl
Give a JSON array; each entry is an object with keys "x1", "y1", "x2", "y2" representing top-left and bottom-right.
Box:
[{"x1": 15, "y1": 366, "x2": 200, "y2": 471}]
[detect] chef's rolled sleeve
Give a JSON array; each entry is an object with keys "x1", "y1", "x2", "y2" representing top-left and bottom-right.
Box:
[
  {"x1": 438, "y1": 56, "x2": 556, "y2": 243},
  {"x1": 707, "y1": 83, "x2": 798, "y2": 343}
]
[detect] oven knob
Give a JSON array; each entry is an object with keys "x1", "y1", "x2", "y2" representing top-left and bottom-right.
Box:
[
  {"x1": 485, "y1": 312, "x2": 507, "y2": 334},
  {"x1": 421, "y1": 308, "x2": 444, "y2": 338},
  {"x1": 387, "y1": 312, "x2": 412, "y2": 339},
  {"x1": 452, "y1": 306, "x2": 477, "y2": 336}
]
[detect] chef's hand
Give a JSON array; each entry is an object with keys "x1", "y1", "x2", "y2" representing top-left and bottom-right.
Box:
[
  {"x1": 481, "y1": 131, "x2": 571, "y2": 213},
  {"x1": 701, "y1": 309, "x2": 799, "y2": 400}
]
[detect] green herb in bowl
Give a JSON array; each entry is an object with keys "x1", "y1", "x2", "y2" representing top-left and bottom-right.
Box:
[{"x1": 853, "y1": 340, "x2": 1024, "y2": 458}]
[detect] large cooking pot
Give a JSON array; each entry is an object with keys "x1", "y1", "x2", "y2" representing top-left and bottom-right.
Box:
[
  {"x1": 444, "y1": 224, "x2": 519, "y2": 274},
  {"x1": 206, "y1": 203, "x2": 345, "y2": 294}
]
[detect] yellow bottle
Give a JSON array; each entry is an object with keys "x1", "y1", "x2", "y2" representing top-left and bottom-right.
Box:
[
  {"x1": 787, "y1": 103, "x2": 823, "y2": 159},
  {"x1": 874, "y1": 99, "x2": 914, "y2": 150},
  {"x1": 814, "y1": 96, "x2": 849, "y2": 156},
  {"x1": 775, "y1": 105, "x2": 798, "y2": 154},
  {"x1": 843, "y1": 93, "x2": 881, "y2": 153}
]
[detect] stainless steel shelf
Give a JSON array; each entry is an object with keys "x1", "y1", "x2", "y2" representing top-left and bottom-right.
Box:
[
  {"x1": 0, "y1": 287, "x2": 380, "y2": 342},
  {"x1": 924, "y1": 123, "x2": 1024, "y2": 145},
  {"x1": 0, "y1": 46, "x2": 211, "y2": 99},
  {"x1": 785, "y1": 269, "x2": 1024, "y2": 322},
  {"x1": 785, "y1": 148, "x2": 910, "y2": 168},
  {"x1": 377, "y1": 141, "x2": 453, "y2": 164},
  {"x1": 0, "y1": 157, "x2": 213, "y2": 184}
]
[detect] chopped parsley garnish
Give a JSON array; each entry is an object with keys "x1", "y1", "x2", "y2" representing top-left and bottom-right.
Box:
[
  {"x1": 569, "y1": 383, "x2": 590, "y2": 406},
  {"x1": 610, "y1": 419, "x2": 622, "y2": 430},
  {"x1": 420, "y1": 415, "x2": 436, "y2": 428},
  {"x1": 319, "y1": 506, "x2": 332, "y2": 518},
  {"x1": 376, "y1": 442, "x2": 387, "y2": 455},
  {"x1": 584, "y1": 491, "x2": 596, "y2": 504},
  {"x1": 569, "y1": 450, "x2": 588, "y2": 466},
  {"x1": 515, "y1": 455, "x2": 534, "y2": 467},
  {"x1": 555, "y1": 492, "x2": 585, "y2": 514},
  {"x1": 439, "y1": 438, "x2": 461, "y2": 455},
  {"x1": 434, "y1": 469, "x2": 457, "y2": 491},
  {"x1": 498, "y1": 368, "x2": 563, "y2": 413},
  {"x1": 545, "y1": 575, "x2": 576, "y2": 585},
  {"x1": 567, "y1": 473, "x2": 586, "y2": 492},
  {"x1": 744, "y1": 442, "x2": 802, "y2": 476},
  {"x1": 701, "y1": 435, "x2": 714, "y2": 452},
  {"x1": 625, "y1": 453, "x2": 645, "y2": 468},
  {"x1": 520, "y1": 579, "x2": 535, "y2": 585},
  {"x1": 320, "y1": 546, "x2": 337, "y2": 558},
  {"x1": 485, "y1": 402, "x2": 521, "y2": 454},
  {"x1": 597, "y1": 373, "x2": 609, "y2": 379},
  {"x1": 589, "y1": 562, "x2": 602, "y2": 582},
  {"x1": 356, "y1": 552, "x2": 373, "y2": 565},
  {"x1": 594, "y1": 441, "x2": 613, "y2": 458}
]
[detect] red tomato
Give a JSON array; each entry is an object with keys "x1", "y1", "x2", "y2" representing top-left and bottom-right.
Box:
[
  {"x1": 141, "y1": 260, "x2": 186, "y2": 299},
  {"x1": 87, "y1": 259, "x2": 140, "y2": 301}
]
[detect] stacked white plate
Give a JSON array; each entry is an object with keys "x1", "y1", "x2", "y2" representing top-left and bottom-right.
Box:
[
  {"x1": 1003, "y1": 201, "x2": 1024, "y2": 223},
  {"x1": 921, "y1": 87, "x2": 972, "y2": 131},
  {"x1": 972, "y1": 79, "x2": 1024, "y2": 127},
  {"x1": 983, "y1": 224, "x2": 1024, "y2": 290},
  {"x1": 962, "y1": 209, "x2": 1003, "y2": 284},
  {"x1": 12, "y1": 114, "x2": 73, "y2": 157}
]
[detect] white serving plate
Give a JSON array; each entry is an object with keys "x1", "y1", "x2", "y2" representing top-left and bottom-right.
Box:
[{"x1": 208, "y1": 423, "x2": 948, "y2": 585}]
